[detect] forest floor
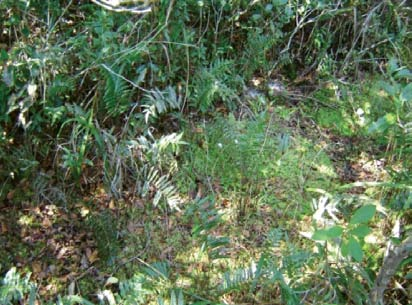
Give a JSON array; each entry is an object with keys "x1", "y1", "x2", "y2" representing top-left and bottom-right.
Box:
[{"x1": 1, "y1": 87, "x2": 399, "y2": 302}]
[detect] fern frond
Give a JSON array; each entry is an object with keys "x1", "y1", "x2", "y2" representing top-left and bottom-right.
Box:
[
  {"x1": 142, "y1": 86, "x2": 182, "y2": 123},
  {"x1": 220, "y1": 262, "x2": 258, "y2": 292},
  {"x1": 102, "y1": 64, "x2": 132, "y2": 117},
  {"x1": 193, "y1": 59, "x2": 242, "y2": 113}
]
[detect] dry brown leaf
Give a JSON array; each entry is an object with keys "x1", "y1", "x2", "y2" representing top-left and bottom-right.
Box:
[
  {"x1": 32, "y1": 261, "x2": 43, "y2": 273},
  {"x1": 42, "y1": 217, "x2": 52, "y2": 228},
  {"x1": 6, "y1": 190, "x2": 15, "y2": 200},
  {"x1": 56, "y1": 247, "x2": 68, "y2": 259},
  {"x1": 87, "y1": 249, "x2": 99, "y2": 264},
  {"x1": 1, "y1": 222, "x2": 8, "y2": 233}
]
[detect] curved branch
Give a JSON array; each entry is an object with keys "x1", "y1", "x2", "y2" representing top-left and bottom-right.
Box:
[{"x1": 91, "y1": 0, "x2": 152, "y2": 14}]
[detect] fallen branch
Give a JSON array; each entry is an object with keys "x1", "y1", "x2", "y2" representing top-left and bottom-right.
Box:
[
  {"x1": 369, "y1": 219, "x2": 412, "y2": 305},
  {"x1": 91, "y1": 0, "x2": 152, "y2": 14}
]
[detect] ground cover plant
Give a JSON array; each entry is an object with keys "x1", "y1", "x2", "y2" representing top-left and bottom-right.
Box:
[{"x1": 0, "y1": 0, "x2": 411, "y2": 304}]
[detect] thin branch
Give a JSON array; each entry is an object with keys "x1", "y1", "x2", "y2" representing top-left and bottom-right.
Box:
[
  {"x1": 91, "y1": 0, "x2": 152, "y2": 14},
  {"x1": 369, "y1": 221, "x2": 412, "y2": 305}
]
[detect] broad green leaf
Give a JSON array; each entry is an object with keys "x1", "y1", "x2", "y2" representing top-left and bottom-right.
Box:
[
  {"x1": 105, "y1": 277, "x2": 119, "y2": 286},
  {"x1": 349, "y1": 224, "x2": 371, "y2": 239},
  {"x1": 367, "y1": 114, "x2": 396, "y2": 134},
  {"x1": 341, "y1": 240, "x2": 349, "y2": 257},
  {"x1": 347, "y1": 236, "x2": 363, "y2": 262},
  {"x1": 273, "y1": 0, "x2": 288, "y2": 6},
  {"x1": 0, "y1": 49, "x2": 8, "y2": 63},
  {"x1": 395, "y1": 69, "x2": 412, "y2": 80},
  {"x1": 312, "y1": 226, "x2": 343, "y2": 241},
  {"x1": 388, "y1": 58, "x2": 399, "y2": 74},
  {"x1": 378, "y1": 81, "x2": 397, "y2": 96},
  {"x1": 400, "y1": 83, "x2": 412, "y2": 103},
  {"x1": 350, "y1": 205, "x2": 376, "y2": 225}
]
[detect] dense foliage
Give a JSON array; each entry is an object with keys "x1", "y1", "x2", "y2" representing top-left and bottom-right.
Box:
[{"x1": 0, "y1": 0, "x2": 411, "y2": 304}]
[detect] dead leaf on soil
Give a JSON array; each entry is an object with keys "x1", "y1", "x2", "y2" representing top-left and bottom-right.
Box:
[
  {"x1": 42, "y1": 217, "x2": 52, "y2": 228},
  {"x1": 86, "y1": 248, "x2": 99, "y2": 264},
  {"x1": 32, "y1": 261, "x2": 43, "y2": 273}
]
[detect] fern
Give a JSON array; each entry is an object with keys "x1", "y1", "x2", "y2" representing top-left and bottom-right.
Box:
[
  {"x1": 241, "y1": 31, "x2": 277, "y2": 79},
  {"x1": 118, "y1": 274, "x2": 149, "y2": 305},
  {"x1": 142, "y1": 86, "x2": 182, "y2": 123},
  {"x1": 220, "y1": 262, "x2": 258, "y2": 292},
  {"x1": 193, "y1": 59, "x2": 242, "y2": 113},
  {"x1": 102, "y1": 63, "x2": 132, "y2": 117},
  {"x1": 0, "y1": 268, "x2": 37, "y2": 305},
  {"x1": 103, "y1": 130, "x2": 184, "y2": 209},
  {"x1": 142, "y1": 167, "x2": 181, "y2": 209}
]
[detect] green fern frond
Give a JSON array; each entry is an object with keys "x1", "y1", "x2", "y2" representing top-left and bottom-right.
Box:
[
  {"x1": 103, "y1": 131, "x2": 183, "y2": 209},
  {"x1": 193, "y1": 59, "x2": 242, "y2": 113},
  {"x1": 102, "y1": 64, "x2": 132, "y2": 117},
  {"x1": 0, "y1": 268, "x2": 37, "y2": 305},
  {"x1": 220, "y1": 262, "x2": 258, "y2": 292},
  {"x1": 142, "y1": 261, "x2": 170, "y2": 280},
  {"x1": 142, "y1": 86, "x2": 181, "y2": 123}
]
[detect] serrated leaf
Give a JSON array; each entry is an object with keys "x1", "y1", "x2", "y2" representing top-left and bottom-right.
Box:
[
  {"x1": 400, "y1": 83, "x2": 412, "y2": 103},
  {"x1": 350, "y1": 205, "x2": 376, "y2": 225},
  {"x1": 347, "y1": 236, "x2": 363, "y2": 262},
  {"x1": 312, "y1": 226, "x2": 343, "y2": 241},
  {"x1": 350, "y1": 224, "x2": 371, "y2": 238}
]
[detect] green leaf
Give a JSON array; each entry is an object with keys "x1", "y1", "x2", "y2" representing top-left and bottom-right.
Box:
[
  {"x1": 388, "y1": 58, "x2": 399, "y2": 74},
  {"x1": 349, "y1": 224, "x2": 371, "y2": 238},
  {"x1": 273, "y1": 0, "x2": 288, "y2": 6},
  {"x1": 395, "y1": 69, "x2": 412, "y2": 80},
  {"x1": 367, "y1": 114, "x2": 396, "y2": 134},
  {"x1": 347, "y1": 236, "x2": 363, "y2": 262},
  {"x1": 0, "y1": 49, "x2": 8, "y2": 63},
  {"x1": 350, "y1": 205, "x2": 376, "y2": 225},
  {"x1": 378, "y1": 81, "x2": 398, "y2": 96},
  {"x1": 400, "y1": 83, "x2": 412, "y2": 103},
  {"x1": 341, "y1": 240, "x2": 349, "y2": 257},
  {"x1": 105, "y1": 277, "x2": 119, "y2": 286},
  {"x1": 312, "y1": 226, "x2": 343, "y2": 241}
]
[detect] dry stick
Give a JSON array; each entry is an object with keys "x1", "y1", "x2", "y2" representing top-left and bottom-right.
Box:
[{"x1": 340, "y1": 2, "x2": 383, "y2": 73}]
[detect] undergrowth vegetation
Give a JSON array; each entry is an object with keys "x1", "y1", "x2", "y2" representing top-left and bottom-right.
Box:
[{"x1": 0, "y1": 0, "x2": 411, "y2": 304}]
